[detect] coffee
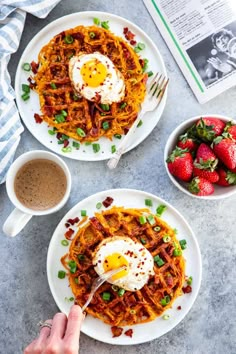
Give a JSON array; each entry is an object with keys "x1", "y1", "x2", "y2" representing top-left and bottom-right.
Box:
[{"x1": 14, "y1": 159, "x2": 67, "y2": 210}]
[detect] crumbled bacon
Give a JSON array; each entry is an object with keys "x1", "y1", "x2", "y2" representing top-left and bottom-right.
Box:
[
  {"x1": 31, "y1": 61, "x2": 39, "y2": 74},
  {"x1": 111, "y1": 326, "x2": 123, "y2": 338},
  {"x1": 182, "y1": 285, "x2": 192, "y2": 294},
  {"x1": 123, "y1": 27, "x2": 129, "y2": 35},
  {"x1": 63, "y1": 139, "x2": 69, "y2": 148},
  {"x1": 102, "y1": 197, "x2": 114, "y2": 208},
  {"x1": 89, "y1": 127, "x2": 99, "y2": 137},
  {"x1": 72, "y1": 32, "x2": 84, "y2": 41},
  {"x1": 43, "y1": 105, "x2": 54, "y2": 117},
  {"x1": 65, "y1": 228, "x2": 74, "y2": 240},
  {"x1": 177, "y1": 306, "x2": 182, "y2": 310},
  {"x1": 65, "y1": 223, "x2": 70, "y2": 228},
  {"x1": 90, "y1": 217, "x2": 103, "y2": 231},
  {"x1": 124, "y1": 29, "x2": 135, "y2": 41},
  {"x1": 166, "y1": 276, "x2": 173, "y2": 288},
  {"x1": 67, "y1": 217, "x2": 80, "y2": 226},
  {"x1": 27, "y1": 77, "x2": 36, "y2": 89},
  {"x1": 124, "y1": 329, "x2": 133, "y2": 338},
  {"x1": 130, "y1": 39, "x2": 137, "y2": 46},
  {"x1": 34, "y1": 113, "x2": 42, "y2": 124}
]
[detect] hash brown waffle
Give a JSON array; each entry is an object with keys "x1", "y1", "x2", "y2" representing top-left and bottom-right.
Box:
[
  {"x1": 61, "y1": 207, "x2": 185, "y2": 326},
  {"x1": 33, "y1": 25, "x2": 147, "y2": 142}
]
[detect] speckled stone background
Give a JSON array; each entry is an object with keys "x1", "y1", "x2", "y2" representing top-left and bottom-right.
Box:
[{"x1": 1, "y1": 1, "x2": 236, "y2": 353}]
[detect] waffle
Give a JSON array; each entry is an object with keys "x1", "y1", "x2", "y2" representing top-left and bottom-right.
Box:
[
  {"x1": 61, "y1": 207, "x2": 185, "y2": 326},
  {"x1": 32, "y1": 25, "x2": 147, "y2": 142}
]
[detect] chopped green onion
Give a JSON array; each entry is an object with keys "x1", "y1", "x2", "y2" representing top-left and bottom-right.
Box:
[
  {"x1": 62, "y1": 146, "x2": 72, "y2": 153},
  {"x1": 55, "y1": 114, "x2": 65, "y2": 123},
  {"x1": 137, "y1": 120, "x2": 143, "y2": 127},
  {"x1": 93, "y1": 17, "x2": 100, "y2": 25},
  {"x1": 114, "y1": 134, "x2": 122, "y2": 139},
  {"x1": 179, "y1": 239, "x2": 187, "y2": 250},
  {"x1": 69, "y1": 297, "x2": 74, "y2": 302},
  {"x1": 173, "y1": 228, "x2": 178, "y2": 234},
  {"x1": 76, "y1": 128, "x2": 86, "y2": 137},
  {"x1": 58, "y1": 270, "x2": 66, "y2": 279},
  {"x1": 61, "y1": 110, "x2": 67, "y2": 117},
  {"x1": 92, "y1": 143, "x2": 100, "y2": 153},
  {"x1": 147, "y1": 71, "x2": 153, "y2": 77},
  {"x1": 81, "y1": 210, "x2": 87, "y2": 217},
  {"x1": 74, "y1": 278, "x2": 79, "y2": 284},
  {"x1": 61, "y1": 239, "x2": 69, "y2": 246},
  {"x1": 61, "y1": 134, "x2": 69, "y2": 140},
  {"x1": 96, "y1": 202, "x2": 102, "y2": 209},
  {"x1": 140, "y1": 237, "x2": 146, "y2": 244},
  {"x1": 160, "y1": 295, "x2": 170, "y2": 306},
  {"x1": 21, "y1": 93, "x2": 30, "y2": 101},
  {"x1": 163, "y1": 235, "x2": 171, "y2": 243},
  {"x1": 48, "y1": 129, "x2": 56, "y2": 135},
  {"x1": 78, "y1": 254, "x2": 85, "y2": 261},
  {"x1": 130, "y1": 309, "x2": 136, "y2": 315},
  {"x1": 142, "y1": 58, "x2": 149, "y2": 72},
  {"x1": 58, "y1": 140, "x2": 64, "y2": 145},
  {"x1": 50, "y1": 82, "x2": 57, "y2": 89},
  {"x1": 111, "y1": 145, "x2": 116, "y2": 154},
  {"x1": 100, "y1": 103, "x2": 110, "y2": 111},
  {"x1": 139, "y1": 215, "x2": 147, "y2": 225},
  {"x1": 134, "y1": 42, "x2": 145, "y2": 53},
  {"x1": 154, "y1": 255, "x2": 165, "y2": 267},
  {"x1": 156, "y1": 204, "x2": 167, "y2": 217},
  {"x1": 162, "y1": 314, "x2": 170, "y2": 320},
  {"x1": 85, "y1": 142, "x2": 92, "y2": 145},
  {"x1": 22, "y1": 62, "x2": 31, "y2": 71},
  {"x1": 187, "y1": 276, "x2": 193, "y2": 285},
  {"x1": 154, "y1": 226, "x2": 161, "y2": 232},
  {"x1": 22, "y1": 84, "x2": 30, "y2": 93},
  {"x1": 73, "y1": 94, "x2": 79, "y2": 101},
  {"x1": 64, "y1": 34, "x2": 74, "y2": 44},
  {"x1": 101, "y1": 21, "x2": 109, "y2": 30},
  {"x1": 89, "y1": 32, "x2": 96, "y2": 39},
  {"x1": 145, "y1": 199, "x2": 153, "y2": 207},
  {"x1": 68, "y1": 260, "x2": 77, "y2": 274},
  {"x1": 102, "y1": 121, "x2": 110, "y2": 130},
  {"x1": 173, "y1": 248, "x2": 182, "y2": 257},
  {"x1": 118, "y1": 288, "x2": 125, "y2": 297},
  {"x1": 72, "y1": 141, "x2": 80, "y2": 149},
  {"x1": 120, "y1": 102, "x2": 127, "y2": 109},
  {"x1": 102, "y1": 292, "x2": 111, "y2": 301},
  {"x1": 147, "y1": 215, "x2": 155, "y2": 225},
  {"x1": 112, "y1": 285, "x2": 119, "y2": 292}
]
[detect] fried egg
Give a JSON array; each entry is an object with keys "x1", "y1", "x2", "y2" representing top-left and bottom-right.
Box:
[
  {"x1": 69, "y1": 52, "x2": 125, "y2": 104},
  {"x1": 93, "y1": 236, "x2": 154, "y2": 291}
]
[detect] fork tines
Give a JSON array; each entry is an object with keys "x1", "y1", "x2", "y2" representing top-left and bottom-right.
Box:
[{"x1": 149, "y1": 73, "x2": 169, "y2": 100}]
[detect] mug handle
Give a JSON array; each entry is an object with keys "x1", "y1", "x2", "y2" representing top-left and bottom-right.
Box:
[{"x1": 3, "y1": 208, "x2": 32, "y2": 237}]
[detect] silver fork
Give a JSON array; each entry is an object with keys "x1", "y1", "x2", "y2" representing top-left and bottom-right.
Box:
[
  {"x1": 107, "y1": 73, "x2": 169, "y2": 169},
  {"x1": 81, "y1": 265, "x2": 127, "y2": 312}
]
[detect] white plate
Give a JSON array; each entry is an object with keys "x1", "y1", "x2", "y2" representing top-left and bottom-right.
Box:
[
  {"x1": 47, "y1": 189, "x2": 202, "y2": 345},
  {"x1": 15, "y1": 11, "x2": 167, "y2": 161}
]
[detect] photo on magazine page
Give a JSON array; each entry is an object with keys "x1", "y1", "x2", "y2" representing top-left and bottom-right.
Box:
[{"x1": 186, "y1": 21, "x2": 236, "y2": 88}]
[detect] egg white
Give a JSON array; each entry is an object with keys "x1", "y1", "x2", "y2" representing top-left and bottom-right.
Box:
[
  {"x1": 69, "y1": 52, "x2": 125, "y2": 104},
  {"x1": 93, "y1": 236, "x2": 155, "y2": 291}
]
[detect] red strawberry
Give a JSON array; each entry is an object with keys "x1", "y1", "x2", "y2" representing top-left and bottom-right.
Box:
[
  {"x1": 196, "y1": 117, "x2": 226, "y2": 142},
  {"x1": 195, "y1": 143, "x2": 218, "y2": 170},
  {"x1": 167, "y1": 147, "x2": 193, "y2": 182},
  {"x1": 216, "y1": 167, "x2": 236, "y2": 186},
  {"x1": 193, "y1": 160, "x2": 219, "y2": 183},
  {"x1": 177, "y1": 133, "x2": 198, "y2": 152},
  {"x1": 213, "y1": 137, "x2": 236, "y2": 170},
  {"x1": 188, "y1": 177, "x2": 214, "y2": 196},
  {"x1": 223, "y1": 121, "x2": 236, "y2": 140}
]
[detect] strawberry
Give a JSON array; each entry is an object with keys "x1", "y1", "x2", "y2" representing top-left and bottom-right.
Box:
[
  {"x1": 223, "y1": 121, "x2": 236, "y2": 140},
  {"x1": 216, "y1": 167, "x2": 236, "y2": 186},
  {"x1": 188, "y1": 177, "x2": 214, "y2": 196},
  {"x1": 196, "y1": 117, "x2": 226, "y2": 142},
  {"x1": 193, "y1": 159, "x2": 219, "y2": 183},
  {"x1": 213, "y1": 137, "x2": 236, "y2": 170},
  {"x1": 167, "y1": 147, "x2": 193, "y2": 182},
  {"x1": 195, "y1": 143, "x2": 218, "y2": 170},
  {"x1": 177, "y1": 132, "x2": 198, "y2": 152}
]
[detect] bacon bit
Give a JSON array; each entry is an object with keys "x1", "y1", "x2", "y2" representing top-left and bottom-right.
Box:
[
  {"x1": 90, "y1": 217, "x2": 103, "y2": 231},
  {"x1": 66, "y1": 116, "x2": 72, "y2": 122},
  {"x1": 31, "y1": 61, "x2": 39, "y2": 74},
  {"x1": 102, "y1": 196, "x2": 114, "y2": 208},
  {"x1": 72, "y1": 32, "x2": 84, "y2": 41},
  {"x1": 65, "y1": 223, "x2": 70, "y2": 228},
  {"x1": 43, "y1": 105, "x2": 54, "y2": 117},
  {"x1": 177, "y1": 306, "x2": 182, "y2": 310},
  {"x1": 27, "y1": 77, "x2": 36, "y2": 89},
  {"x1": 123, "y1": 27, "x2": 129, "y2": 35},
  {"x1": 139, "y1": 59, "x2": 145, "y2": 67},
  {"x1": 124, "y1": 29, "x2": 135, "y2": 41},
  {"x1": 124, "y1": 127, "x2": 129, "y2": 135},
  {"x1": 124, "y1": 329, "x2": 133, "y2": 338},
  {"x1": 111, "y1": 326, "x2": 123, "y2": 338},
  {"x1": 63, "y1": 139, "x2": 69, "y2": 148},
  {"x1": 89, "y1": 127, "x2": 99, "y2": 137},
  {"x1": 65, "y1": 228, "x2": 74, "y2": 240},
  {"x1": 143, "y1": 73, "x2": 148, "y2": 84},
  {"x1": 182, "y1": 285, "x2": 192, "y2": 294},
  {"x1": 67, "y1": 217, "x2": 80, "y2": 226},
  {"x1": 130, "y1": 39, "x2": 137, "y2": 46},
  {"x1": 166, "y1": 276, "x2": 173, "y2": 288},
  {"x1": 58, "y1": 31, "x2": 66, "y2": 37},
  {"x1": 34, "y1": 113, "x2": 42, "y2": 124}
]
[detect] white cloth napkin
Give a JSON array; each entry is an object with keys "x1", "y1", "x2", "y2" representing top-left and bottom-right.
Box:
[{"x1": 0, "y1": 0, "x2": 61, "y2": 184}]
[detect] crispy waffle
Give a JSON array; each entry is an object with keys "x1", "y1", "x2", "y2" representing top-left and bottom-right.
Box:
[
  {"x1": 33, "y1": 25, "x2": 147, "y2": 142},
  {"x1": 61, "y1": 207, "x2": 185, "y2": 326}
]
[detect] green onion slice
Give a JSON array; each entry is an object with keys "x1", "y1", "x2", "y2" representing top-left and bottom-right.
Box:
[
  {"x1": 62, "y1": 146, "x2": 72, "y2": 153},
  {"x1": 61, "y1": 239, "x2": 69, "y2": 246},
  {"x1": 147, "y1": 215, "x2": 155, "y2": 225},
  {"x1": 76, "y1": 128, "x2": 86, "y2": 137},
  {"x1": 64, "y1": 34, "x2": 74, "y2": 44},
  {"x1": 89, "y1": 32, "x2": 96, "y2": 38},
  {"x1": 102, "y1": 292, "x2": 111, "y2": 301},
  {"x1": 72, "y1": 141, "x2": 80, "y2": 148},
  {"x1": 139, "y1": 215, "x2": 147, "y2": 225},
  {"x1": 50, "y1": 82, "x2": 57, "y2": 89},
  {"x1": 179, "y1": 239, "x2": 187, "y2": 250},
  {"x1": 93, "y1": 17, "x2": 100, "y2": 25},
  {"x1": 58, "y1": 270, "x2": 66, "y2": 279},
  {"x1": 137, "y1": 120, "x2": 143, "y2": 127},
  {"x1": 114, "y1": 134, "x2": 122, "y2": 139},
  {"x1": 100, "y1": 103, "x2": 110, "y2": 111},
  {"x1": 102, "y1": 121, "x2": 110, "y2": 130},
  {"x1": 154, "y1": 226, "x2": 161, "y2": 232},
  {"x1": 154, "y1": 255, "x2": 165, "y2": 267},
  {"x1": 118, "y1": 288, "x2": 125, "y2": 297},
  {"x1": 111, "y1": 145, "x2": 116, "y2": 154},
  {"x1": 163, "y1": 235, "x2": 171, "y2": 243},
  {"x1": 156, "y1": 204, "x2": 167, "y2": 217},
  {"x1": 22, "y1": 84, "x2": 30, "y2": 93},
  {"x1": 78, "y1": 254, "x2": 85, "y2": 261},
  {"x1": 22, "y1": 63, "x2": 31, "y2": 71},
  {"x1": 160, "y1": 295, "x2": 170, "y2": 306},
  {"x1": 92, "y1": 143, "x2": 100, "y2": 153},
  {"x1": 101, "y1": 21, "x2": 110, "y2": 29},
  {"x1": 96, "y1": 202, "x2": 102, "y2": 209},
  {"x1": 81, "y1": 210, "x2": 87, "y2": 217},
  {"x1": 21, "y1": 93, "x2": 30, "y2": 101},
  {"x1": 145, "y1": 199, "x2": 153, "y2": 207}
]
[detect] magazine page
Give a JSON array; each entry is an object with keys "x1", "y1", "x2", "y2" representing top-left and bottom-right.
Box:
[{"x1": 143, "y1": 0, "x2": 236, "y2": 103}]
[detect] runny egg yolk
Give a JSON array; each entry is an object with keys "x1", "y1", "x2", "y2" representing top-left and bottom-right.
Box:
[
  {"x1": 103, "y1": 253, "x2": 129, "y2": 281},
  {"x1": 80, "y1": 59, "x2": 107, "y2": 87}
]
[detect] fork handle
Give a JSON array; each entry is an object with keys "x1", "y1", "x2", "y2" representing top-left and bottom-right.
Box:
[{"x1": 107, "y1": 111, "x2": 144, "y2": 169}]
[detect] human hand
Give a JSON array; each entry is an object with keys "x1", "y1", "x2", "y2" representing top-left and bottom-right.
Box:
[
  {"x1": 24, "y1": 305, "x2": 84, "y2": 354},
  {"x1": 207, "y1": 57, "x2": 233, "y2": 74}
]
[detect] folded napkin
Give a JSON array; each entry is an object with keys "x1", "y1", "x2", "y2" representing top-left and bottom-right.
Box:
[{"x1": 0, "y1": 0, "x2": 61, "y2": 184}]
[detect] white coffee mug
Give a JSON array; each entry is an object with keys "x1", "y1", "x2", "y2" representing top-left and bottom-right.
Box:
[{"x1": 3, "y1": 150, "x2": 71, "y2": 237}]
